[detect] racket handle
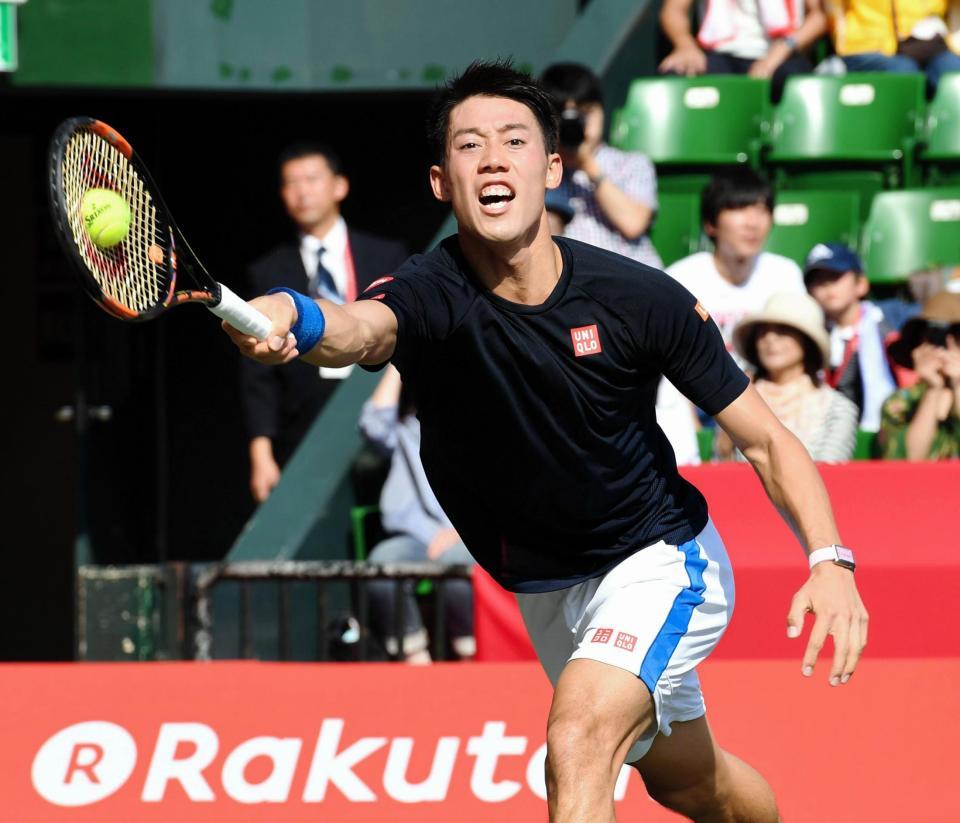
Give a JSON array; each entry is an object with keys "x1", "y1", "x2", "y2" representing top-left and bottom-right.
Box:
[{"x1": 209, "y1": 283, "x2": 273, "y2": 340}]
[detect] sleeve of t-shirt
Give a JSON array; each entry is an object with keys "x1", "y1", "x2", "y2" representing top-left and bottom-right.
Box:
[
  {"x1": 354, "y1": 254, "x2": 464, "y2": 375},
  {"x1": 639, "y1": 271, "x2": 749, "y2": 415}
]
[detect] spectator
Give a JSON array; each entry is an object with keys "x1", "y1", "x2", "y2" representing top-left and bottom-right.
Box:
[
  {"x1": 804, "y1": 242, "x2": 898, "y2": 432},
  {"x1": 241, "y1": 143, "x2": 407, "y2": 502},
  {"x1": 667, "y1": 168, "x2": 805, "y2": 358},
  {"x1": 732, "y1": 292, "x2": 860, "y2": 461},
  {"x1": 880, "y1": 291, "x2": 960, "y2": 459},
  {"x1": 828, "y1": 0, "x2": 960, "y2": 93},
  {"x1": 544, "y1": 188, "x2": 575, "y2": 236},
  {"x1": 539, "y1": 62, "x2": 662, "y2": 269},
  {"x1": 659, "y1": 0, "x2": 828, "y2": 100},
  {"x1": 359, "y1": 366, "x2": 476, "y2": 663}
]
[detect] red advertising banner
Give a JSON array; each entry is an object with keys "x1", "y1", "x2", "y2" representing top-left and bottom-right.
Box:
[{"x1": 2, "y1": 659, "x2": 957, "y2": 821}]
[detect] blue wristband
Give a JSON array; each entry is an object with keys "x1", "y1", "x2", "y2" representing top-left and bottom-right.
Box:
[{"x1": 266, "y1": 287, "x2": 326, "y2": 353}]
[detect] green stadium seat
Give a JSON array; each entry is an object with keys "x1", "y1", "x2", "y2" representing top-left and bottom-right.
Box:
[
  {"x1": 922, "y1": 72, "x2": 960, "y2": 185},
  {"x1": 651, "y1": 191, "x2": 702, "y2": 267},
  {"x1": 853, "y1": 429, "x2": 878, "y2": 460},
  {"x1": 610, "y1": 76, "x2": 771, "y2": 191},
  {"x1": 765, "y1": 190, "x2": 861, "y2": 265},
  {"x1": 860, "y1": 187, "x2": 960, "y2": 282},
  {"x1": 768, "y1": 73, "x2": 926, "y2": 207},
  {"x1": 696, "y1": 428, "x2": 714, "y2": 463}
]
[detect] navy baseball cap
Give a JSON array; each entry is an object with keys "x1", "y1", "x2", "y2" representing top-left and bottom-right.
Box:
[{"x1": 803, "y1": 243, "x2": 863, "y2": 280}]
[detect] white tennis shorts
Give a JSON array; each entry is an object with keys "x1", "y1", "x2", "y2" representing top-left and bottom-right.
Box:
[{"x1": 516, "y1": 518, "x2": 735, "y2": 763}]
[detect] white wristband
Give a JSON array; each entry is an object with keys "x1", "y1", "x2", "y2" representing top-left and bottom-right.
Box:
[{"x1": 808, "y1": 545, "x2": 855, "y2": 570}]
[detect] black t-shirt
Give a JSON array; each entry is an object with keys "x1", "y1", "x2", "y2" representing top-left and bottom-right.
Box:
[{"x1": 359, "y1": 236, "x2": 748, "y2": 592}]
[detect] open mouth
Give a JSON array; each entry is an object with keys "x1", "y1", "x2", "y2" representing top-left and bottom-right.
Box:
[{"x1": 478, "y1": 184, "x2": 515, "y2": 211}]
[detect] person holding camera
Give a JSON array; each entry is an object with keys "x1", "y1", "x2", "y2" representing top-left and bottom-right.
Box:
[
  {"x1": 540, "y1": 63, "x2": 662, "y2": 269},
  {"x1": 879, "y1": 291, "x2": 960, "y2": 459}
]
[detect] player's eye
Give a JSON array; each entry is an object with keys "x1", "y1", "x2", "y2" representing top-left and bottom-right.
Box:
[
  {"x1": 459, "y1": 141, "x2": 480, "y2": 150},
  {"x1": 507, "y1": 138, "x2": 525, "y2": 147}
]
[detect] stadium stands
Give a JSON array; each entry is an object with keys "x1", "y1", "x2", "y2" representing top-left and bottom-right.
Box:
[
  {"x1": 648, "y1": 191, "x2": 701, "y2": 266},
  {"x1": 766, "y1": 189, "x2": 861, "y2": 265},
  {"x1": 922, "y1": 72, "x2": 960, "y2": 185}
]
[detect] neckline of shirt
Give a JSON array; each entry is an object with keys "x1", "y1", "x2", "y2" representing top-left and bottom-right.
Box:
[{"x1": 445, "y1": 235, "x2": 572, "y2": 316}]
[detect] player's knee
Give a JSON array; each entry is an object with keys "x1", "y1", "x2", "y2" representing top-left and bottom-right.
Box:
[
  {"x1": 546, "y1": 713, "x2": 619, "y2": 775},
  {"x1": 645, "y1": 773, "x2": 729, "y2": 818}
]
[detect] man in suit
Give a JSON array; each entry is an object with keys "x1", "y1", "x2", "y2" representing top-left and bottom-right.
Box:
[{"x1": 242, "y1": 143, "x2": 408, "y2": 502}]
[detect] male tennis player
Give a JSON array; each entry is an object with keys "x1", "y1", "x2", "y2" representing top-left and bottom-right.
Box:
[{"x1": 224, "y1": 60, "x2": 867, "y2": 823}]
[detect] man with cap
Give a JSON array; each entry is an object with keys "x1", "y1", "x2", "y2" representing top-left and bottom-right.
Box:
[
  {"x1": 804, "y1": 242, "x2": 898, "y2": 434},
  {"x1": 880, "y1": 291, "x2": 960, "y2": 460}
]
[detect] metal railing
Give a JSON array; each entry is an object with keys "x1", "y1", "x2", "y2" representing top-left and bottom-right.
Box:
[{"x1": 192, "y1": 560, "x2": 473, "y2": 663}]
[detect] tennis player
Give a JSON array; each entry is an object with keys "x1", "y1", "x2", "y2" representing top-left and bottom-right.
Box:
[{"x1": 224, "y1": 60, "x2": 867, "y2": 823}]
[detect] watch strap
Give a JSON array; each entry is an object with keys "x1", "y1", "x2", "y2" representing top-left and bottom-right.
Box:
[{"x1": 808, "y1": 544, "x2": 855, "y2": 570}]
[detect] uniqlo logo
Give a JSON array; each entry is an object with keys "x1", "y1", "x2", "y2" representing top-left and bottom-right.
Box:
[
  {"x1": 615, "y1": 632, "x2": 637, "y2": 652},
  {"x1": 570, "y1": 324, "x2": 602, "y2": 357},
  {"x1": 591, "y1": 628, "x2": 613, "y2": 644}
]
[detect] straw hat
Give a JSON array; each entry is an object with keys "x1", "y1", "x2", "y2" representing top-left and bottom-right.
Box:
[
  {"x1": 733, "y1": 292, "x2": 830, "y2": 368},
  {"x1": 887, "y1": 291, "x2": 960, "y2": 368}
]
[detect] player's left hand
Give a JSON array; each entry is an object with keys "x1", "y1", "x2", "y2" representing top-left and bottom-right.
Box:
[{"x1": 786, "y1": 562, "x2": 868, "y2": 686}]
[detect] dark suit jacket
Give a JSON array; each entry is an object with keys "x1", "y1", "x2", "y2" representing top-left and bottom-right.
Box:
[{"x1": 241, "y1": 227, "x2": 408, "y2": 464}]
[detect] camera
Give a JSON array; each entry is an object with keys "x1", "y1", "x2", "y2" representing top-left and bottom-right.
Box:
[
  {"x1": 558, "y1": 108, "x2": 585, "y2": 149},
  {"x1": 923, "y1": 321, "x2": 960, "y2": 347}
]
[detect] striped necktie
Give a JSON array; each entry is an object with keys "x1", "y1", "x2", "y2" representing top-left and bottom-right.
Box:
[{"x1": 312, "y1": 246, "x2": 343, "y2": 304}]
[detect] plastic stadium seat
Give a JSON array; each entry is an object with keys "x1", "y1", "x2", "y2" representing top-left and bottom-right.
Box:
[
  {"x1": 768, "y1": 73, "x2": 926, "y2": 204},
  {"x1": 922, "y1": 71, "x2": 960, "y2": 185},
  {"x1": 860, "y1": 188, "x2": 960, "y2": 282},
  {"x1": 651, "y1": 191, "x2": 702, "y2": 267},
  {"x1": 765, "y1": 190, "x2": 861, "y2": 265},
  {"x1": 610, "y1": 76, "x2": 771, "y2": 169}
]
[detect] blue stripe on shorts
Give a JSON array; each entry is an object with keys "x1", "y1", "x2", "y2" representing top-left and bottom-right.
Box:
[{"x1": 638, "y1": 538, "x2": 708, "y2": 693}]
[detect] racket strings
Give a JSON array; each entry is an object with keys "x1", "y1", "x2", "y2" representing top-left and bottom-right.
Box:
[{"x1": 62, "y1": 130, "x2": 169, "y2": 314}]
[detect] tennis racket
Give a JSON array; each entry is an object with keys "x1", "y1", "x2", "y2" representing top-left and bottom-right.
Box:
[{"x1": 48, "y1": 116, "x2": 272, "y2": 339}]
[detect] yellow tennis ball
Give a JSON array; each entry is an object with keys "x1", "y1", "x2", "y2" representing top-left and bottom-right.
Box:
[{"x1": 81, "y1": 188, "x2": 131, "y2": 249}]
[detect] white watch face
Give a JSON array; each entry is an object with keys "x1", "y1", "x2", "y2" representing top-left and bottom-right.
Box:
[{"x1": 836, "y1": 546, "x2": 855, "y2": 564}]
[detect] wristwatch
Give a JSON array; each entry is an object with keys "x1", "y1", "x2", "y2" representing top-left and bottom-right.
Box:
[
  {"x1": 808, "y1": 544, "x2": 856, "y2": 572},
  {"x1": 779, "y1": 35, "x2": 798, "y2": 53}
]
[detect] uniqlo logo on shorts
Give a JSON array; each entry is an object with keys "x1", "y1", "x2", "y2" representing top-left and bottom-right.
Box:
[
  {"x1": 591, "y1": 628, "x2": 613, "y2": 644},
  {"x1": 615, "y1": 632, "x2": 637, "y2": 652},
  {"x1": 570, "y1": 324, "x2": 602, "y2": 357}
]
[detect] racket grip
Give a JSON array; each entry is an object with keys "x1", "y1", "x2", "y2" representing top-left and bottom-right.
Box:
[{"x1": 209, "y1": 283, "x2": 273, "y2": 340}]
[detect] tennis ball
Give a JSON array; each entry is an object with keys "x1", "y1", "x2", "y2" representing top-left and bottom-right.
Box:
[{"x1": 81, "y1": 188, "x2": 131, "y2": 249}]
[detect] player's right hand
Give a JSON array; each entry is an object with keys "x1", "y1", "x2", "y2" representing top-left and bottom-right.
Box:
[
  {"x1": 222, "y1": 293, "x2": 300, "y2": 365},
  {"x1": 658, "y1": 46, "x2": 707, "y2": 77}
]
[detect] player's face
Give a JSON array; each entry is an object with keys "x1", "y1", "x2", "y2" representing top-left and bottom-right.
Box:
[
  {"x1": 710, "y1": 202, "x2": 772, "y2": 261},
  {"x1": 807, "y1": 270, "x2": 868, "y2": 319},
  {"x1": 430, "y1": 96, "x2": 562, "y2": 247},
  {"x1": 755, "y1": 323, "x2": 806, "y2": 374},
  {"x1": 280, "y1": 155, "x2": 348, "y2": 233}
]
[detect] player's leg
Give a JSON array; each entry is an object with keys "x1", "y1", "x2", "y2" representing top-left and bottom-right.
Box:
[
  {"x1": 546, "y1": 657, "x2": 655, "y2": 822},
  {"x1": 632, "y1": 714, "x2": 779, "y2": 822}
]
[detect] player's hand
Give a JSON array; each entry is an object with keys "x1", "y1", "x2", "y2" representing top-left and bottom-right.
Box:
[
  {"x1": 658, "y1": 46, "x2": 707, "y2": 76},
  {"x1": 787, "y1": 562, "x2": 868, "y2": 686},
  {"x1": 222, "y1": 293, "x2": 299, "y2": 364}
]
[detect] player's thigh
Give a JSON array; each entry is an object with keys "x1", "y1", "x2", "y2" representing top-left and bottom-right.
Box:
[
  {"x1": 548, "y1": 658, "x2": 656, "y2": 764},
  {"x1": 632, "y1": 714, "x2": 728, "y2": 800}
]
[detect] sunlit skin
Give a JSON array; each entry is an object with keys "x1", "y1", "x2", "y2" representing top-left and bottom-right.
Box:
[
  {"x1": 806, "y1": 270, "x2": 869, "y2": 326},
  {"x1": 279, "y1": 155, "x2": 349, "y2": 238},
  {"x1": 708, "y1": 202, "x2": 773, "y2": 285},
  {"x1": 755, "y1": 323, "x2": 807, "y2": 383},
  {"x1": 429, "y1": 95, "x2": 563, "y2": 302}
]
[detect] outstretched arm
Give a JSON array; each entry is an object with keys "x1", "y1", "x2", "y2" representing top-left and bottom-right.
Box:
[
  {"x1": 714, "y1": 385, "x2": 869, "y2": 686},
  {"x1": 221, "y1": 293, "x2": 399, "y2": 368}
]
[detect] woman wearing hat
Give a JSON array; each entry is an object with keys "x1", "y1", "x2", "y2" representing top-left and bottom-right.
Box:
[
  {"x1": 731, "y1": 292, "x2": 859, "y2": 462},
  {"x1": 880, "y1": 292, "x2": 960, "y2": 460}
]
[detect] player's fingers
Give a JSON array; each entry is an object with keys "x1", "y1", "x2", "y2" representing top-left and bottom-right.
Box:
[
  {"x1": 801, "y1": 613, "x2": 830, "y2": 677},
  {"x1": 840, "y1": 614, "x2": 862, "y2": 685},
  {"x1": 786, "y1": 590, "x2": 809, "y2": 639},
  {"x1": 828, "y1": 617, "x2": 850, "y2": 687}
]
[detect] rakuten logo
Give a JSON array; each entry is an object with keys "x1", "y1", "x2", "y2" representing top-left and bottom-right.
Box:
[{"x1": 32, "y1": 719, "x2": 632, "y2": 806}]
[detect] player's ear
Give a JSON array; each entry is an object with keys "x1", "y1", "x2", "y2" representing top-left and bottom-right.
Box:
[
  {"x1": 429, "y1": 165, "x2": 451, "y2": 202},
  {"x1": 545, "y1": 152, "x2": 562, "y2": 190}
]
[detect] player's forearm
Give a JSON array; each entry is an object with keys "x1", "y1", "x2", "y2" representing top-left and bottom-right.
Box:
[
  {"x1": 300, "y1": 301, "x2": 396, "y2": 368},
  {"x1": 741, "y1": 426, "x2": 842, "y2": 554}
]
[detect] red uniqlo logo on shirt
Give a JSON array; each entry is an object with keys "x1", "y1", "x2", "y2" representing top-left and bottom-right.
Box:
[
  {"x1": 570, "y1": 324, "x2": 602, "y2": 357},
  {"x1": 615, "y1": 632, "x2": 637, "y2": 652},
  {"x1": 592, "y1": 628, "x2": 613, "y2": 644}
]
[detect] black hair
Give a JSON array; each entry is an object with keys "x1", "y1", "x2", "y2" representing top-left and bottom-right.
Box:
[
  {"x1": 277, "y1": 142, "x2": 344, "y2": 180},
  {"x1": 426, "y1": 58, "x2": 559, "y2": 164},
  {"x1": 700, "y1": 167, "x2": 774, "y2": 229},
  {"x1": 539, "y1": 62, "x2": 604, "y2": 108},
  {"x1": 746, "y1": 324, "x2": 823, "y2": 386}
]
